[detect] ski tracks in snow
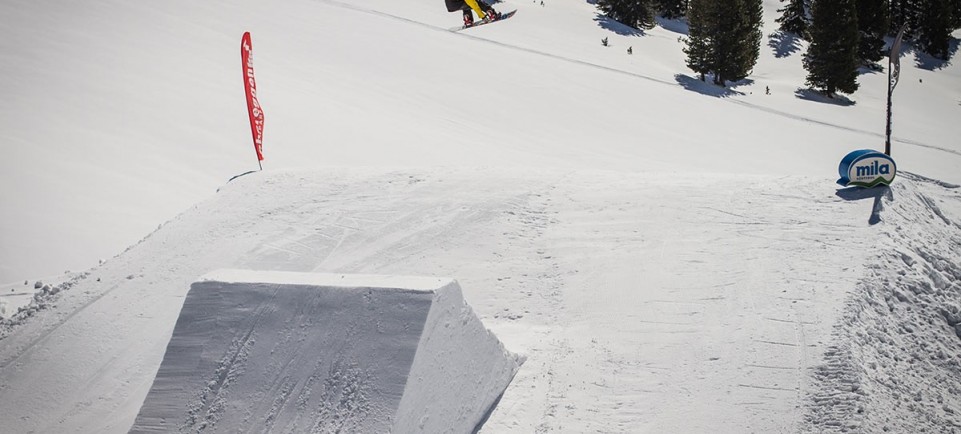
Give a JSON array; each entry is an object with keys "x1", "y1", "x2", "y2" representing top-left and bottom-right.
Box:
[
  {"x1": 6, "y1": 169, "x2": 956, "y2": 432},
  {"x1": 482, "y1": 172, "x2": 877, "y2": 433},
  {"x1": 230, "y1": 169, "x2": 572, "y2": 431}
]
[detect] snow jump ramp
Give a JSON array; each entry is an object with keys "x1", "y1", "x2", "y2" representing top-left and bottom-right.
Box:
[{"x1": 130, "y1": 270, "x2": 522, "y2": 433}]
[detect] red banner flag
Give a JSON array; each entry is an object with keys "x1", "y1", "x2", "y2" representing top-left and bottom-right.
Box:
[{"x1": 241, "y1": 32, "x2": 264, "y2": 163}]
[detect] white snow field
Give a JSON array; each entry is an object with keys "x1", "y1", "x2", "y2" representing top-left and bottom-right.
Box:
[
  {"x1": 130, "y1": 270, "x2": 521, "y2": 433},
  {"x1": 1, "y1": 0, "x2": 961, "y2": 432}
]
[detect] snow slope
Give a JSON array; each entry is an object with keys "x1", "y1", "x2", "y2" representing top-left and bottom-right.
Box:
[
  {"x1": 1, "y1": 0, "x2": 960, "y2": 432},
  {"x1": 130, "y1": 270, "x2": 521, "y2": 433},
  {"x1": 2, "y1": 0, "x2": 959, "y2": 283},
  {"x1": 4, "y1": 169, "x2": 960, "y2": 433}
]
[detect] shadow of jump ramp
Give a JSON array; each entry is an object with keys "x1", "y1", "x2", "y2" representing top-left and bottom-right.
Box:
[{"x1": 130, "y1": 269, "x2": 523, "y2": 433}]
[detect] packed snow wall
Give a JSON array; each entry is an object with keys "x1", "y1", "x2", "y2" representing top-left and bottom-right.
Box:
[{"x1": 129, "y1": 270, "x2": 522, "y2": 433}]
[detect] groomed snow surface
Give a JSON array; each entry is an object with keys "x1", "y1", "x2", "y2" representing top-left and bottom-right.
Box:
[
  {"x1": 3, "y1": 170, "x2": 961, "y2": 433},
  {"x1": 2, "y1": 0, "x2": 961, "y2": 432},
  {"x1": 131, "y1": 270, "x2": 521, "y2": 433}
]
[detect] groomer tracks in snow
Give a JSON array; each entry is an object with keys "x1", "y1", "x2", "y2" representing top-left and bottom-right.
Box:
[{"x1": 130, "y1": 269, "x2": 522, "y2": 433}]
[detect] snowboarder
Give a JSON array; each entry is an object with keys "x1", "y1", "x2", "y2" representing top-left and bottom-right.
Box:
[{"x1": 446, "y1": 0, "x2": 501, "y2": 27}]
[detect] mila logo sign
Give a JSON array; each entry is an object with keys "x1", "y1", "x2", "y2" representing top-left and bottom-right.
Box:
[{"x1": 837, "y1": 150, "x2": 897, "y2": 187}]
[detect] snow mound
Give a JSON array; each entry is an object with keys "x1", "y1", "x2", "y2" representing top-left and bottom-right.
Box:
[
  {"x1": 130, "y1": 269, "x2": 522, "y2": 433},
  {"x1": 805, "y1": 176, "x2": 961, "y2": 433}
]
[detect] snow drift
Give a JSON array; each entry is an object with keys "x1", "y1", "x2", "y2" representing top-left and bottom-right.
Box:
[{"x1": 130, "y1": 269, "x2": 521, "y2": 433}]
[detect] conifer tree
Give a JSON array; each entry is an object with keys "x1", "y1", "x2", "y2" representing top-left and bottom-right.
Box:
[
  {"x1": 855, "y1": 0, "x2": 891, "y2": 65},
  {"x1": 741, "y1": 0, "x2": 764, "y2": 79},
  {"x1": 776, "y1": 0, "x2": 809, "y2": 37},
  {"x1": 684, "y1": 0, "x2": 762, "y2": 85},
  {"x1": 804, "y1": 0, "x2": 860, "y2": 96},
  {"x1": 890, "y1": 0, "x2": 960, "y2": 59},
  {"x1": 890, "y1": 0, "x2": 922, "y2": 34},
  {"x1": 916, "y1": 0, "x2": 953, "y2": 58},
  {"x1": 597, "y1": 0, "x2": 657, "y2": 30},
  {"x1": 684, "y1": 0, "x2": 713, "y2": 81},
  {"x1": 951, "y1": 0, "x2": 961, "y2": 29},
  {"x1": 715, "y1": 0, "x2": 763, "y2": 84},
  {"x1": 658, "y1": 0, "x2": 688, "y2": 19}
]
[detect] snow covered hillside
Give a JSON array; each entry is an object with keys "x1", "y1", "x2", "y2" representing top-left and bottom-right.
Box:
[
  {"x1": 1, "y1": 0, "x2": 960, "y2": 432},
  {"x1": 3, "y1": 0, "x2": 959, "y2": 283}
]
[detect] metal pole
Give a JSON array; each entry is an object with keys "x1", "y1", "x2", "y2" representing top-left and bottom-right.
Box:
[
  {"x1": 885, "y1": 56, "x2": 893, "y2": 156},
  {"x1": 885, "y1": 24, "x2": 907, "y2": 157}
]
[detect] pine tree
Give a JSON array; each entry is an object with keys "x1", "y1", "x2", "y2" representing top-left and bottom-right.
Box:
[
  {"x1": 891, "y1": 0, "x2": 922, "y2": 34},
  {"x1": 917, "y1": 0, "x2": 953, "y2": 58},
  {"x1": 804, "y1": 0, "x2": 860, "y2": 96},
  {"x1": 776, "y1": 0, "x2": 809, "y2": 37},
  {"x1": 684, "y1": 0, "x2": 714, "y2": 82},
  {"x1": 855, "y1": 0, "x2": 890, "y2": 65},
  {"x1": 711, "y1": 0, "x2": 763, "y2": 85},
  {"x1": 684, "y1": 0, "x2": 762, "y2": 85},
  {"x1": 951, "y1": 0, "x2": 961, "y2": 29},
  {"x1": 597, "y1": 0, "x2": 657, "y2": 30},
  {"x1": 658, "y1": 0, "x2": 688, "y2": 19},
  {"x1": 740, "y1": 0, "x2": 764, "y2": 79},
  {"x1": 889, "y1": 0, "x2": 960, "y2": 59}
]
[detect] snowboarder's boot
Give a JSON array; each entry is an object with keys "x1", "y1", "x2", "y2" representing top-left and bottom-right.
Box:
[
  {"x1": 462, "y1": 10, "x2": 474, "y2": 27},
  {"x1": 484, "y1": 7, "x2": 501, "y2": 22}
]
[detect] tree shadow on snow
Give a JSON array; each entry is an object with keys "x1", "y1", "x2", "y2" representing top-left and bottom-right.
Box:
[
  {"x1": 768, "y1": 31, "x2": 804, "y2": 58},
  {"x1": 857, "y1": 63, "x2": 884, "y2": 76},
  {"x1": 912, "y1": 37, "x2": 960, "y2": 71},
  {"x1": 794, "y1": 88, "x2": 856, "y2": 106},
  {"x1": 655, "y1": 16, "x2": 689, "y2": 35},
  {"x1": 674, "y1": 74, "x2": 748, "y2": 98},
  {"x1": 594, "y1": 14, "x2": 645, "y2": 36},
  {"x1": 836, "y1": 185, "x2": 892, "y2": 226}
]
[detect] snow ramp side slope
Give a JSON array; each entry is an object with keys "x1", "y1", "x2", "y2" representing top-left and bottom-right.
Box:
[
  {"x1": 130, "y1": 269, "x2": 522, "y2": 433},
  {"x1": 805, "y1": 176, "x2": 961, "y2": 433}
]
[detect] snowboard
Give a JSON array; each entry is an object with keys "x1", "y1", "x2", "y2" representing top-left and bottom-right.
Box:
[{"x1": 450, "y1": 9, "x2": 516, "y2": 32}]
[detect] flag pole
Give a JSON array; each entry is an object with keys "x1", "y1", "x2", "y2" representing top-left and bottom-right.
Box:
[
  {"x1": 885, "y1": 24, "x2": 908, "y2": 156},
  {"x1": 885, "y1": 55, "x2": 893, "y2": 156}
]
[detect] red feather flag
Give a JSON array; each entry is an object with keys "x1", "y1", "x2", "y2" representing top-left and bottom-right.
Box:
[{"x1": 241, "y1": 32, "x2": 264, "y2": 164}]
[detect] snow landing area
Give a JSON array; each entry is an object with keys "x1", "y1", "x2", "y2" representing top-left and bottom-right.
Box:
[{"x1": 6, "y1": 168, "x2": 961, "y2": 433}]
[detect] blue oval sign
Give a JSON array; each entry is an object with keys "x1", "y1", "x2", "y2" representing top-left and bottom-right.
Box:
[{"x1": 837, "y1": 150, "x2": 896, "y2": 187}]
